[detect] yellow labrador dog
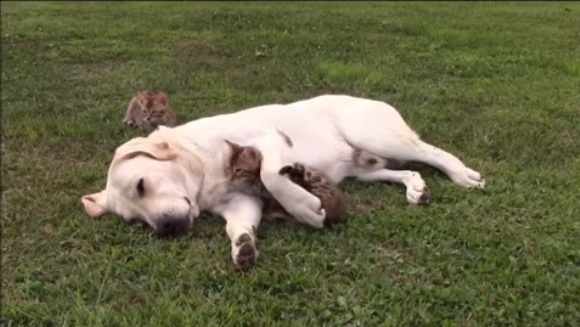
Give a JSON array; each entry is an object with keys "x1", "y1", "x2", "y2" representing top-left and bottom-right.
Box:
[{"x1": 81, "y1": 95, "x2": 485, "y2": 269}]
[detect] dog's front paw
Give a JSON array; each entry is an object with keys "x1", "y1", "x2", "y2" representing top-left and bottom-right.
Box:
[
  {"x1": 232, "y1": 233, "x2": 259, "y2": 271},
  {"x1": 262, "y1": 171, "x2": 325, "y2": 228},
  {"x1": 289, "y1": 194, "x2": 326, "y2": 229}
]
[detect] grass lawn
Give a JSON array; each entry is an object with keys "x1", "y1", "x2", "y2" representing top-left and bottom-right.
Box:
[{"x1": 2, "y1": 1, "x2": 580, "y2": 326}]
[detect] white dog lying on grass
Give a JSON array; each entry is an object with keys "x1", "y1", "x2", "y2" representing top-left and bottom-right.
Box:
[{"x1": 81, "y1": 94, "x2": 485, "y2": 269}]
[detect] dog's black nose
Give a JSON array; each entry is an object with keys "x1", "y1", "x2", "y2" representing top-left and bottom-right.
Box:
[{"x1": 155, "y1": 215, "x2": 192, "y2": 238}]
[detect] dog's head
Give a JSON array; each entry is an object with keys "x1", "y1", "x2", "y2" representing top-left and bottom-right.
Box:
[{"x1": 81, "y1": 136, "x2": 204, "y2": 237}]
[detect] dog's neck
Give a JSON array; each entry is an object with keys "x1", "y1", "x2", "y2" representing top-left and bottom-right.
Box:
[{"x1": 149, "y1": 126, "x2": 264, "y2": 213}]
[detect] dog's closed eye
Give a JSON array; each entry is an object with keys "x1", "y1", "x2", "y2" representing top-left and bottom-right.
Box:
[{"x1": 136, "y1": 178, "x2": 145, "y2": 197}]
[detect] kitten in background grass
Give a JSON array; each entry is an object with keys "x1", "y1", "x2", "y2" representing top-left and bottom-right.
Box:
[{"x1": 123, "y1": 91, "x2": 176, "y2": 132}]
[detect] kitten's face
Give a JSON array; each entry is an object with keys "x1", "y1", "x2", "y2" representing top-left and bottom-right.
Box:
[
  {"x1": 138, "y1": 91, "x2": 170, "y2": 125},
  {"x1": 226, "y1": 141, "x2": 262, "y2": 183},
  {"x1": 145, "y1": 104, "x2": 168, "y2": 124}
]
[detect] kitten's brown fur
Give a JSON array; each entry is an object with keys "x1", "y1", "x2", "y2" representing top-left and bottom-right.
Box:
[
  {"x1": 123, "y1": 91, "x2": 176, "y2": 132},
  {"x1": 224, "y1": 140, "x2": 287, "y2": 221},
  {"x1": 123, "y1": 91, "x2": 152, "y2": 130},
  {"x1": 278, "y1": 163, "x2": 346, "y2": 225},
  {"x1": 225, "y1": 140, "x2": 347, "y2": 225},
  {"x1": 144, "y1": 92, "x2": 176, "y2": 129}
]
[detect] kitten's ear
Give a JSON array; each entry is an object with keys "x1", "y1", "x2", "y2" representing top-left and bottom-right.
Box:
[
  {"x1": 137, "y1": 91, "x2": 150, "y2": 106},
  {"x1": 156, "y1": 92, "x2": 169, "y2": 106},
  {"x1": 225, "y1": 139, "x2": 243, "y2": 153},
  {"x1": 245, "y1": 148, "x2": 259, "y2": 161}
]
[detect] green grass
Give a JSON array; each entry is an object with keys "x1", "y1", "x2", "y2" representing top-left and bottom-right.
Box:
[{"x1": 2, "y1": 1, "x2": 580, "y2": 326}]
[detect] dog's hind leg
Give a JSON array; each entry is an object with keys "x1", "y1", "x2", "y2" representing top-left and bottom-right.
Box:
[
  {"x1": 337, "y1": 100, "x2": 485, "y2": 191},
  {"x1": 350, "y1": 136, "x2": 485, "y2": 190},
  {"x1": 356, "y1": 168, "x2": 430, "y2": 205},
  {"x1": 410, "y1": 140, "x2": 485, "y2": 188}
]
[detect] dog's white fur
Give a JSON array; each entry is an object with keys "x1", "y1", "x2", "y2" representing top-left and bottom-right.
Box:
[{"x1": 81, "y1": 95, "x2": 485, "y2": 267}]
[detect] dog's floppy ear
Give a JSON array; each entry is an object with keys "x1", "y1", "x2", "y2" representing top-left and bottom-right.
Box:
[
  {"x1": 114, "y1": 137, "x2": 178, "y2": 162},
  {"x1": 81, "y1": 190, "x2": 108, "y2": 218}
]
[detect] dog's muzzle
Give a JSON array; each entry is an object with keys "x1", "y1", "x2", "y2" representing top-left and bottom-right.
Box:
[{"x1": 155, "y1": 214, "x2": 192, "y2": 238}]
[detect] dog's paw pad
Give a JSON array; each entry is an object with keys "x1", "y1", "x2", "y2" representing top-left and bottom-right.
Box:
[
  {"x1": 235, "y1": 233, "x2": 253, "y2": 246},
  {"x1": 418, "y1": 187, "x2": 430, "y2": 205},
  {"x1": 235, "y1": 242, "x2": 257, "y2": 271},
  {"x1": 234, "y1": 233, "x2": 257, "y2": 271}
]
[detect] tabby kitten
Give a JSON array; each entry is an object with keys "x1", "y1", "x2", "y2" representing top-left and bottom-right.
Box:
[
  {"x1": 123, "y1": 91, "x2": 176, "y2": 132},
  {"x1": 278, "y1": 162, "x2": 347, "y2": 225},
  {"x1": 225, "y1": 140, "x2": 347, "y2": 225},
  {"x1": 143, "y1": 92, "x2": 176, "y2": 129},
  {"x1": 123, "y1": 90, "x2": 152, "y2": 130},
  {"x1": 225, "y1": 140, "x2": 269, "y2": 197}
]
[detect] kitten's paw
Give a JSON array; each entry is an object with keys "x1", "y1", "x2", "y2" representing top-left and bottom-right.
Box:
[
  {"x1": 292, "y1": 163, "x2": 306, "y2": 175},
  {"x1": 123, "y1": 119, "x2": 138, "y2": 128},
  {"x1": 278, "y1": 165, "x2": 294, "y2": 176}
]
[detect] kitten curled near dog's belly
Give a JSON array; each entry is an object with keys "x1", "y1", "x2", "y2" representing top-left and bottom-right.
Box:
[
  {"x1": 224, "y1": 140, "x2": 350, "y2": 225},
  {"x1": 278, "y1": 162, "x2": 347, "y2": 225}
]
